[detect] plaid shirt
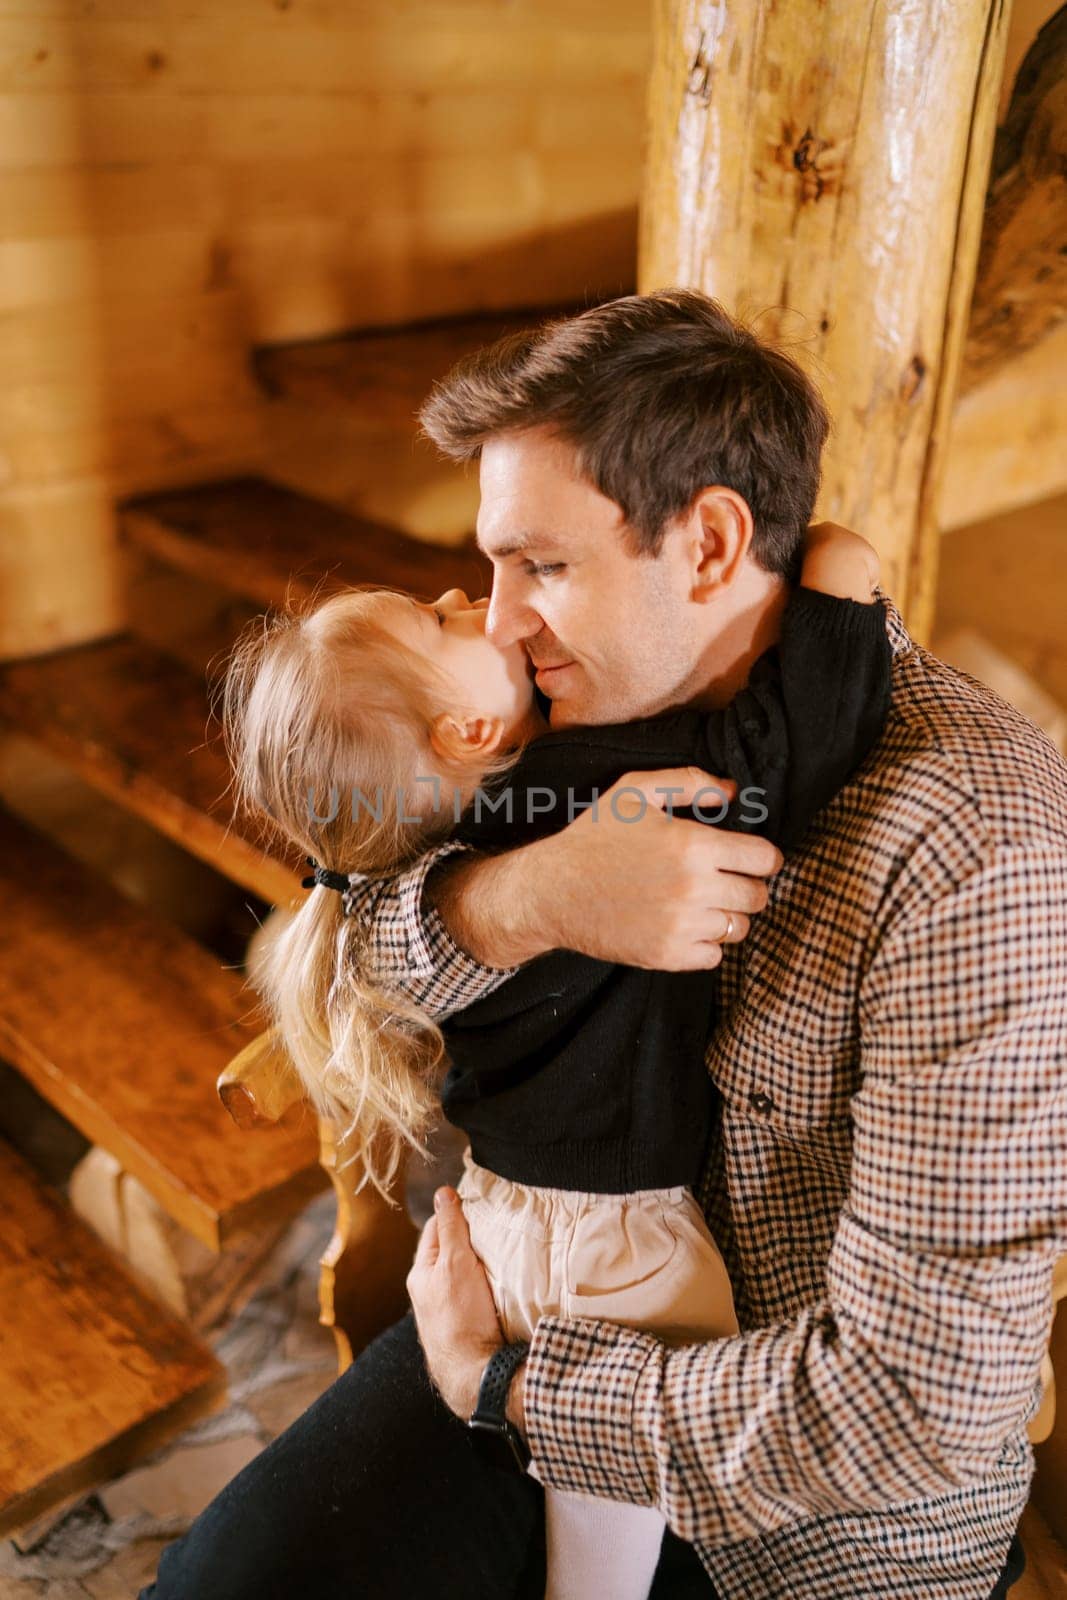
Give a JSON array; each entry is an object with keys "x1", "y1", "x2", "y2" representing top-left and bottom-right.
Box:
[{"x1": 357, "y1": 587, "x2": 1067, "y2": 1598}]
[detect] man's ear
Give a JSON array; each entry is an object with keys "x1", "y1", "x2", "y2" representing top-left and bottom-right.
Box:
[
  {"x1": 429, "y1": 712, "x2": 506, "y2": 763},
  {"x1": 689, "y1": 489, "x2": 754, "y2": 601}
]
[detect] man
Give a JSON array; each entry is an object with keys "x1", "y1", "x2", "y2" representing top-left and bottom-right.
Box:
[{"x1": 143, "y1": 291, "x2": 1062, "y2": 1598}]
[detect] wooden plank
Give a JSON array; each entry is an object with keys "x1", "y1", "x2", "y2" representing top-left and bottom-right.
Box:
[
  {"x1": 0, "y1": 228, "x2": 232, "y2": 316},
  {"x1": 0, "y1": 477, "x2": 125, "y2": 660},
  {"x1": 173, "y1": 17, "x2": 647, "y2": 93},
  {"x1": 0, "y1": 290, "x2": 253, "y2": 392},
  {"x1": 2, "y1": 398, "x2": 266, "y2": 489},
  {"x1": 0, "y1": 164, "x2": 222, "y2": 242},
  {"x1": 0, "y1": 1136, "x2": 227, "y2": 1538},
  {"x1": 0, "y1": 806, "x2": 323, "y2": 1250},
  {"x1": 0, "y1": 92, "x2": 207, "y2": 170},
  {"x1": 0, "y1": 83, "x2": 638, "y2": 172},
  {"x1": 935, "y1": 491, "x2": 1067, "y2": 679},
  {"x1": 0, "y1": 631, "x2": 301, "y2": 906},
  {"x1": 120, "y1": 475, "x2": 492, "y2": 606},
  {"x1": 0, "y1": 15, "x2": 647, "y2": 94}
]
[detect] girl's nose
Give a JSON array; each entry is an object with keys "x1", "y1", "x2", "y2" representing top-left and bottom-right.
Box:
[{"x1": 434, "y1": 588, "x2": 470, "y2": 614}]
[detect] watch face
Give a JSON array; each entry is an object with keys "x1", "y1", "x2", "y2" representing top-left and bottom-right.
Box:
[{"x1": 469, "y1": 1417, "x2": 531, "y2": 1475}]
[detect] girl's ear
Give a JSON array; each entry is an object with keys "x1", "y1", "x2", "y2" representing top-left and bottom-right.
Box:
[{"x1": 429, "y1": 713, "x2": 506, "y2": 763}]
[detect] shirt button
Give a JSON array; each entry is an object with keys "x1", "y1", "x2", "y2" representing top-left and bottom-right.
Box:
[{"x1": 749, "y1": 1090, "x2": 775, "y2": 1116}]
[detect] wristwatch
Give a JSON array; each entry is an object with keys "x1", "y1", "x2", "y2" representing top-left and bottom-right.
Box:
[{"x1": 468, "y1": 1340, "x2": 531, "y2": 1474}]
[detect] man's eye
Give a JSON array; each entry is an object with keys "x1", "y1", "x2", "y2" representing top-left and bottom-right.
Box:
[{"x1": 525, "y1": 562, "x2": 565, "y2": 578}]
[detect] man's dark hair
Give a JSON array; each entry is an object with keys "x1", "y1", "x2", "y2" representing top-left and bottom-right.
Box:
[{"x1": 417, "y1": 288, "x2": 831, "y2": 581}]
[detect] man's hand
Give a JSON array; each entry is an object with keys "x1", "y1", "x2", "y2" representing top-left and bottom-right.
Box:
[
  {"x1": 536, "y1": 767, "x2": 783, "y2": 970},
  {"x1": 432, "y1": 767, "x2": 783, "y2": 971},
  {"x1": 406, "y1": 1186, "x2": 518, "y2": 1426}
]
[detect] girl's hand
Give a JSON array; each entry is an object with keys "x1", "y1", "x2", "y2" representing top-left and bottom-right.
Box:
[{"x1": 801, "y1": 522, "x2": 881, "y2": 603}]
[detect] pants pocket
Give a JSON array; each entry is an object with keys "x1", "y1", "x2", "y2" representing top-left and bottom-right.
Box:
[
  {"x1": 563, "y1": 1200, "x2": 684, "y2": 1328},
  {"x1": 564, "y1": 1197, "x2": 738, "y2": 1343}
]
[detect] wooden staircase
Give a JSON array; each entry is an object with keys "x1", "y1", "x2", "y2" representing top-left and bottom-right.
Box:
[{"x1": 0, "y1": 317, "x2": 508, "y2": 1539}]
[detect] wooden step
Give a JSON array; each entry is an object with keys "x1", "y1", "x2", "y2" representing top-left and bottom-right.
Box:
[
  {"x1": 0, "y1": 805, "x2": 323, "y2": 1251},
  {"x1": 120, "y1": 476, "x2": 491, "y2": 611},
  {"x1": 0, "y1": 631, "x2": 300, "y2": 907},
  {"x1": 251, "y1": 305, "x2": 566, "y2": 425},
  {"x1": 0, "y1": 1136, "x2": 227, "y2": 1538},
  {"x1": 248, "y1": 310, "x2": 575, "y2": 544}
]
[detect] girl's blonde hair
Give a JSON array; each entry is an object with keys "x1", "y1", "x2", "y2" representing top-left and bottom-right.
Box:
[{"x1": 217, "y1": 585, "x2": 520, "y2": 1204}]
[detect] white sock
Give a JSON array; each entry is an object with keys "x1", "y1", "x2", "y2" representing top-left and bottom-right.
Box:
[{"x1": 543, "y1": 1484, "x2": 667, "y2": 1600}]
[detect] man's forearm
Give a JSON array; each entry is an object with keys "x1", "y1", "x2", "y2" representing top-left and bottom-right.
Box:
[{"x1": 426, "y1": 838, "x2": 558, "y2": 969}]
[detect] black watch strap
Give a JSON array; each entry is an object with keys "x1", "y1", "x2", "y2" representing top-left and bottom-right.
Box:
[
  {"x1": 473, "y1": 1340, "x2": 530, "y2": 1421},
  {"x1": 468, "y1": 1341, "x2": 531, "y2": 1474}
]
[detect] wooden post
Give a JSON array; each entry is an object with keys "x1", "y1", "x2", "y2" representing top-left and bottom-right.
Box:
[
  {"x1": 640, "y1": 0, "x2": 1012, "y2": 641},
  {"x1": 218, "y1": 1031, "x2": 417, "y2": 1371},
  {"x1": 317, "y1": 1121, "x2": 418, "y2": 1372}
]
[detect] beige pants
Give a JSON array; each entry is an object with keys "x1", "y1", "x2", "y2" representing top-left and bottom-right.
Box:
[{"x1": 456, "y1": 1146, "x2": 738, "y2": 1600}]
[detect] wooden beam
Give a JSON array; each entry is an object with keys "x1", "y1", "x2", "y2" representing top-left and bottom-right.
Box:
[
  {"x1": 640, "y1": 0, "x2": 1012, "y2": 642},
  {"x1": 959, "y1": 4, "x2": 1067, "y2": 393}
]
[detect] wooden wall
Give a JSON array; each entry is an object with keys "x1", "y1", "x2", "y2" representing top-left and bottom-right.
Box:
[{"x1": 0, "y1": 0, "x2": 651, "y2": 659}]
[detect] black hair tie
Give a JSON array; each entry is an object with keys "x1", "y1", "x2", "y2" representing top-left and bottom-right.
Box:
[{"x1": 301, "y1": 855, "x2": 352, "y2": 893}]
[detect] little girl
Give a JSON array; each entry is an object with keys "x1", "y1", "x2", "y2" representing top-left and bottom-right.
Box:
[{"x1": 220, "y1": 522, "x2": 891, "y2": 1600}]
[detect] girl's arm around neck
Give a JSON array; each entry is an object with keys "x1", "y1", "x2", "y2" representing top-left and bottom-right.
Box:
[
  {"x1": 427, "y1": 841, "x2": 559, "y2": 969},
  {"x1": 800, "y1": 523, "x2": 881, "y2": 602}
]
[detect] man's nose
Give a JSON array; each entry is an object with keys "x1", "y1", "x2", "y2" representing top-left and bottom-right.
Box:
[{"x1": 484, "y1": 579, "x2": 541, "y2": 648}]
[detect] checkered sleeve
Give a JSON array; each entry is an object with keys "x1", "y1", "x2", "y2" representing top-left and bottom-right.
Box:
[
  {"x1": 350, "y1": 839, "x2": 518, "y2": 1020},
  {"x1": 523, "y1": 813, "x2": 1067, "y2": 1547}
]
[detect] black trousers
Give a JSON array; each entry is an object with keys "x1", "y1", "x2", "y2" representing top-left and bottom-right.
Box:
[{"x1": 138, "y1": 1310, "x2": 1025, "y2": 1600}]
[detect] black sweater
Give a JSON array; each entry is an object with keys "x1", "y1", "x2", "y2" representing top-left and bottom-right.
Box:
[{"x1": 437, "y1": 586, "x2": 893, "y2": 1193}]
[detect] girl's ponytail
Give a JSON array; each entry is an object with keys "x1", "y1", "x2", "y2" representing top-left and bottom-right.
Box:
[{"x1": 251, "y1": 882, "x2": 447, "y2": 1204}]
